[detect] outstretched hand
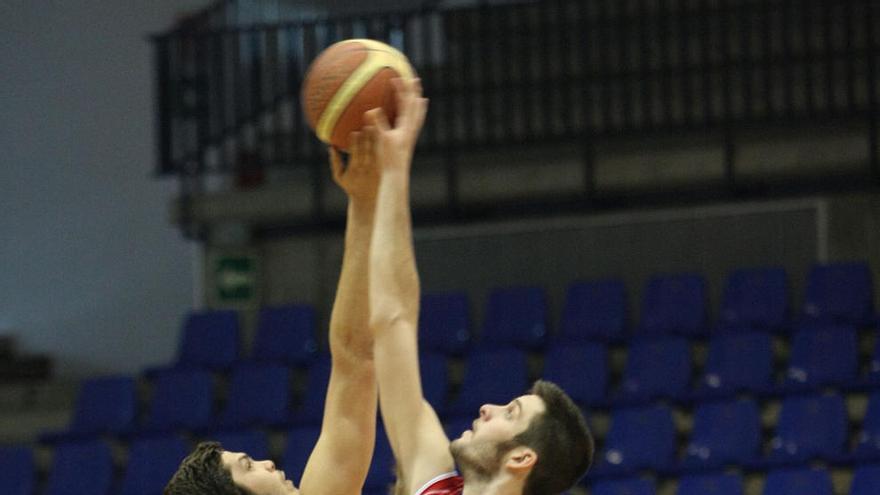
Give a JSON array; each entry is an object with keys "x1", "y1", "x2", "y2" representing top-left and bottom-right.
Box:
[
  {"x1": 329, "y1": 130, "x2": 379, "y2": 203},
  {"x1": 362, "y1": 77, "x2": 428, "y2": 174}
]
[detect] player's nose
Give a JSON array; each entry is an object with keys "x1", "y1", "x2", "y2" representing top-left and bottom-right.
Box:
[{"x1": 262, "y1": 459, "x2": 275, "y2": 471}]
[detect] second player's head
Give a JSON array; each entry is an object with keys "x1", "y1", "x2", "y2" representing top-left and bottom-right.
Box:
[
  {"x1": 164, "y1": 441, "x2": 298, "y2": 495},
  {"x1": 449, "y1": 380, "x2": 594, "y2": 495}
]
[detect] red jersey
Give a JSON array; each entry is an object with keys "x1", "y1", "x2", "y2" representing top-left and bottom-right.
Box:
[{"x1": 414, "y1": 472, "x2": 463, "y2": 495}]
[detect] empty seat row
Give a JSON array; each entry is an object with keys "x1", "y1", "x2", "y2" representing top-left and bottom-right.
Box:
[
  {"x1": 40, "y1": 320, "x2": 880, "y2": 444},
  {"x1": 151, "y1": 262, "x2": 877, "y2": 378},
  {"x1": 591, "y1": 392, "x2": 880, "y2": 479},
  {"x1": 592, "y1": 466, "x2": 880, "y2": 495},
  {"x1": 1, "y1": 426, "x2": 329, "y2": 495}
]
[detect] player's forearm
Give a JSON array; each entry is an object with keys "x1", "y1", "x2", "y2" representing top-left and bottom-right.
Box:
[
  {"x1": 328, "y1": 198, "x2": 376, "y2": 363},
  {"x1": 369, "y1": 170, "x2": 420, "y2": 331}
]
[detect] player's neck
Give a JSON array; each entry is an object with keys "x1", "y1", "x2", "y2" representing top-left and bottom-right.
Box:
[{"x1": 462, "y1": 472, "x2": 524, "y2": 495}]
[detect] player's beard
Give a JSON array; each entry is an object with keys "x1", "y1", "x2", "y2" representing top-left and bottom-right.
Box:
[{"x1": 450, "y1": 437, "x2": 516, "y2": 481}]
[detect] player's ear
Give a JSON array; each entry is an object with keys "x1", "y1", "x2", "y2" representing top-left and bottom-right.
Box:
[{"x1": 505, "y1": 446, "x2": 537, "y2": 476}]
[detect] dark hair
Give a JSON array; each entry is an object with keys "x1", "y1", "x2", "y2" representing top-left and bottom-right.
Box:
[
  {"x1": 164, "y1": 442, "x2": 249, "y2": 495},
  {"x1": 513, "y1": 380, "x2": 594, "y2": 495}
]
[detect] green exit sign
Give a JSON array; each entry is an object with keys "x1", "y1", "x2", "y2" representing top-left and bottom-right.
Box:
[{"x1": 214, "y1": 255, "x2": 257, "y2": 305}]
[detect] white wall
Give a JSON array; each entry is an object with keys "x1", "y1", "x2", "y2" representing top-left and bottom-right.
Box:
[{"x1": 0, "y1": 0, "x2": 211, "y2": 377}]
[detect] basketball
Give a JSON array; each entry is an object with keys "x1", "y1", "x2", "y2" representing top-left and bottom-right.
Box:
[{"x1": 301, "y1": 39, "x2": 416, "y2": 151}]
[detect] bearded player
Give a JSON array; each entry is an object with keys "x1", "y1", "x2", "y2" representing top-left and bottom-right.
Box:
[{"x1": 365, "y1": 78, "x2": 594, "y2": 495}]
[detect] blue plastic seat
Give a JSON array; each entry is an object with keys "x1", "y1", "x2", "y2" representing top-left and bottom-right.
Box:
[
  {"x1": 208, "y1": 429, "x2": 270, "y2": 460},
  {"x1": 142, "y1": 368, "x2": 214, "y2": 433},
  {"x1": 420, "y1": 352, "x2": 449, "y2": 413},
  {"x1": 45, "y1": 440, "x2": 114, "y2": 495},
  {"x1": 782, "y1": 324, "x2": 858, "y2": 392},
  {"x1": 281, "y1": 426, "x2": 321, "y2": 484},
  {"x1": 559, "y1": 279, "x2": 627, "y2": 343},
  {"x1": 762, "y1": 467, "x2": 833, "y2": 495},
  {"x1": 217, "y1": 362, "x2": 292, "y2": 428},
  {"x1": 615, "y1": 336, "x2": 691, "y2": 405},
  {"x1": 594, "y1": 405, "x2": 676, "y2": 476},
  {"x1": 591, "y1": 478, "x2": 656, "y2": 495},
  {"x1": 850, "y1": 464, "x2": 880, "y2": 495},
  {"x1": 541, "y1": 342, "x2": 608, "y2": 406},
  {"x1": 638, "y1": 273, "x2": 708, "y2": 338},
  {"x1": 692, "y1": 331, "x2": 774, "y2": 399},
  {"x1": 119, "y1": 435, "x2": 190, "y2": 495},
  {"x1": 0, "y1": 446, "x2": 34, "y2": 495},
  {"x1": 718, "y1": 267, "x2": 788, "y2": 333},
  {"x1": 175, "y1": 310, "x2": 241, "y2": 371},
  {"x1": 446, "y1": 348, "x2": 529, "y2": 417},
  {"x1": 290, "y1": 356, "x2": 331, "y2": 425},
  {"x1": 364, "y1": 426, "x2": 395, "y2": 493},
  {"x1": 480, "y1": 286, "x2": 548, "y2": 350},
  {"x1": 802, "y1": 261, "x2": 874, "y2": 327},
  {"x1": 677, "y1": 473, "x2": 744, "y2": 495},
  {"x1": 853, "y1": 392, "x2": 880, "y2": 461},
  {"x1": 681, "y1": 400, "x2": 761, "y2": 471},
  {"x1": 419, "y1": 292, "x2": 471, "y2": 355},
  {"x1": 252, "y1": 304, "x2": 318, "y2": 367},
  {"x1": 766, "y1": 393, "x2": 848, "y2": 465},
  {"x1": 41, "y1": 375, "x2": 137, "y2": 442}
]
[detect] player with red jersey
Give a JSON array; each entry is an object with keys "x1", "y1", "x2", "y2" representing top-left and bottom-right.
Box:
[{"x1": 364, "y1": 78, "x2": 595, "y2": 495}]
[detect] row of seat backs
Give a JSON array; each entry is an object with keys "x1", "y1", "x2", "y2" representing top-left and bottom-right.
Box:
[
  {"x1": 1, "y1": 427, "x2": 346, "y2": 495},
  {"x1": 7, "y1": 435, "x2": 880, "y2": 495},
  {"x1": 592, "y1": 466, "x2": 880, "y2": 495},
  {"x1": 592, "y1": 392, "x2": 880, "y2": 478},
  {"x1": 40, "y1": 320, "x2": 880, "y2": 443},
  {"x1": 158, "y1": 262, "x2": 876, "y2": 373}
]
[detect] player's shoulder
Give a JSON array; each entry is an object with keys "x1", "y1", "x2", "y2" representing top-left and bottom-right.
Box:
[{"x1": 413, "y1": 472, "x2": 463, "y2": 495}]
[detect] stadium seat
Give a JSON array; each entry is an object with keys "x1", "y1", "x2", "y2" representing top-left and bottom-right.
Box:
[
  {"x1": 681, "y1": 399, "x2": 761, "y2": 471},
  {"x1": 559, "y1": 279, "x2": 627, "y2": 343},
  {"x1": 364, "y1": 425, "x2": 395, "y2": 493},
  {"x1": 853, "y1": 392, "x2": 880, "y2": 462},
  {"x1": 216, "y1": 362, "x2": 292, "y2": 429},
  {"x1": 420, "y1": 351, "x2": 449, "y2": 413},
  {"x1": 692, "y1": 331, "x2": 774, "y2": 400},
  {"x1": 480, "y1": 286, "x2": 548, "y2": 350},
  {"x1": 446, "y1": 348, "x2": 530, "y2": 417},
  {"x1": 419, "y1": 292, "x2": 471, "y2": 355},
  {"x1": 802, "y1": 261, "x2": 874, "y2": 327},
  {"x1": 141, "y1": 368, "x2": 214, "y2": 434},
  {"x1": 765, "y1": 393, "x2": 848, "y2": 466},
  {"x1": 593, "y1": 405, "x2": 676, "y2": 477},
  {"x1": 290, "y1": 355, "x2": 331, "y2": 425},
  {"x1": 444, "y1": 416, "x2": 475, "y2": 441},
  {"x1": 638, "y1": 273, "x2": 708, "y2": 338},
  {"x1": 850, "y1": 464, "x2": 880, "y2": 495},
  {"x1": 41, "y1": 375, "x2": 137, "y2": 443},
  {"x1": 762, "y1": 467, "x2": 833, "y2": 495},
  {"x1": 208, "y1": 429, "x2": 270, "y2": 460},
  {"x1": 781, "y1": 324, "x2": 858, "y2": 392},
  {"x1": 281, "y1": 426, "x2": 321, "y2": 484},
  {"x1": 541, "y1": 342, "x2": 608, "y2": 407},
  {"x1": 251, "y1": 304, "x2": 318, "y2": 367},
  {"x1": 591, "y1": 477, "x2": 656, "y2": 495},
  {"x1": 677, "y1": 473, "x2": 744, "y2": 495},
  {"x1": 0, "y1": 446, "x2": 34, "y2": 495},
  {"x1": 171, "y1": 309, "x2": 241, "y2": 371},
  {"x1": 119, "y1": 435, "x2": 190, "y2": 495},
  {"x1": 717, "y1": 267, "x2": 788, "y2": 333},
  {"x1": 45, "y1": 440, "x2": 114, "y2": 495},
  {"x1": 614, "y1": 336, "x2": 691, "y2": 405}
]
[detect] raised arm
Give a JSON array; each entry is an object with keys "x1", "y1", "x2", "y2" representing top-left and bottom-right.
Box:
[
  {"x1": 299, "y1": 133, "x2": 379, "y2": 495},
  {"x1": 366, "y1": 79, "x2": 455, "y2": 494}
]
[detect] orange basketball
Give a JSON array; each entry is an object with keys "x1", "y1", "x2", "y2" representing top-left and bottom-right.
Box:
[{"x1": 301, "y1": 39, "x2": 416, "y2": 151}]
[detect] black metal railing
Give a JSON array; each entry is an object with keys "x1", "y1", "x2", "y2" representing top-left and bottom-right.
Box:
[{"x1": 153, "y1": 0, "x2": 879, "y2": 232}]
